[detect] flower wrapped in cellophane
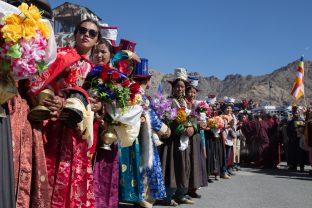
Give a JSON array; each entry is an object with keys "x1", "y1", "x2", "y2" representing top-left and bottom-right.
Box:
[
  {"x1": 88, "y1": 64, "x2": 144, "y2": 148},
  {"x1": 175, "y1": 106, "x2": 197, "y2": 151},
  {"x1": 207, "y1": 116, "x2": 224, "y2": 138},
  {"x1": 196, "y1": 101, "x2": 211, "y2": 121},
  {"x1": 151, "y1": 93, "x2": 177, "y2": 123},
  {"x1": 0, "y1": 1, "x2": 56, "y2": 104},
  {"x1": 174, "y1": 107, "x2": 195, "y2": 133}
]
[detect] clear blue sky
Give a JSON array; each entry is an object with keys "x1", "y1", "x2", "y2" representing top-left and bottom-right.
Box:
[{"x1": 51, "y1": 0, "x2": 312, "y2": 79}]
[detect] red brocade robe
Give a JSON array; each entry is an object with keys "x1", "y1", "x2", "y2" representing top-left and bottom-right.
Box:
[
  {"x1": 28, "y1": 48, "x2": 95, "y2": 207},
  {"x1": 9, "y1": 93, "x2": 50, "y2": 208}
]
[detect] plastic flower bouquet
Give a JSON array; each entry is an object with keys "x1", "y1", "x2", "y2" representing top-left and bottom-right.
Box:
[
  {"x1": 207, "y1": 116, "x2": 224, "y2": 138},
  {"x1": 174, "y1": 107, "x2": 196, "y2": 134},
  {"x1": 0, "y1": 2, "x2": 56, "y2": 104},
  {"x1": 196, "y1": 101, "x2": 211, "y2": 121},
  {"x1": 151, "y1": 93, "x2": 177, "y2": 123},
  {"x1": 88, "y1": 64, "x2": 140, "y2": 114},
  {"x1": 197, "y1": 101, "x2": 211, "y2": 115}
]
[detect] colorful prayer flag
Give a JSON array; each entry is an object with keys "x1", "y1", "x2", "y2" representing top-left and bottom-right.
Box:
[{"x1": 290, "y1": 56, "x2": 304, "y2": 101}]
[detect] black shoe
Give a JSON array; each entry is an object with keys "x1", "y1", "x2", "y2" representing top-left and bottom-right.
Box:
[
  {"x1": 188, "y1": 192, "x2": 202, "y2": 198},
  {"x1": 156, "y1": 199, "x2": 178, "y2": 206},
  {"x1": 288, "y1": 166, "x2": 297, "y2": 171},
  {"x1": 208, "y1": 178, "x2": 214, "y2": 183}
]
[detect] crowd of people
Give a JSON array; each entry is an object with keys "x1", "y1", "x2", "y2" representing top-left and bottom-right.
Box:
[{"x1": 1, "y1": 1, "x2": 312, "y2": 208}]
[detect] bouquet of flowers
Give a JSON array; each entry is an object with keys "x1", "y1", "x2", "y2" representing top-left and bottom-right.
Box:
[
  {"x1": 196, "y1": 101, "x2": 211, "y2": 121},
  {"x1": 174, "y1": 107, "x2": 195, "y2": 134},
  {"x1": 88, "y1": 64, "x2": 140, "y2": 114},
  {"x1": 0, "y1": 3, "x2": 52, "y2": 78},
  {"x1": 151, "y1": 93, "x2": 177, "y2": 123},
  {"x1": 0, "y1": 2, "x2": 56, "y2": 104},
  {"x1": 207, "y1": 116, "x2": 224, "y2": 137}
]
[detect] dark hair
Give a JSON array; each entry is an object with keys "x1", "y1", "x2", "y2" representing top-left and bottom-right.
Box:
[
  {"x1": 133, "y1": 77, "x2": 151, "y2": 85},
  {"x1": 172, "y1": 78, "x2": 187, "y2": 88},
  {"x1": 95, "y1": 38, "x2": 114, "y2": 58},
  {"x1": 185, "y1": 85, "x2": 198, "y2": 93},
  {"x1": 170, "y1": 78, "x2": 186, "y2": 97},
  {"x1": 237, "y1": 113, "x2": 245, "y2": 122},
  {"x1": 221, "y1": 103, "x2": 233, "y2": 112},
  {"x1": 74, "y1": 19, "x2": 102, "y2": 40}
]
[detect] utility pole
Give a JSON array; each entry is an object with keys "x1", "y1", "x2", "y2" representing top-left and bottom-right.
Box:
[{"x1": 269, "y1": 81, "x2": 272, "y2": 105}]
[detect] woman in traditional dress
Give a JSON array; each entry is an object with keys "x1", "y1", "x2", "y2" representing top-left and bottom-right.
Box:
[
  {"x1": 27, "y1": 19, "x2": 101, "y2": 207},
  {"x1": 158, "y1": 68, "x2": 195, "y2": 206},
  {"x1": 131, "y1": 59, "x2": 171, "y2": 208},
  {"x1": 205, "y1": 99, "x2": 225, "y2": 181},
  {"x1": 184, "y1": 79, "x2": 208, "y2": 198},
  {"x1": 91, "y1": 39, "x2": 120, "y2": 208}
]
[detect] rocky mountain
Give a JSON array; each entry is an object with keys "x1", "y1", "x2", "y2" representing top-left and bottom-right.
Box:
[{"x1": 147, "y1": 60, "x2": 312, "y2": 106}]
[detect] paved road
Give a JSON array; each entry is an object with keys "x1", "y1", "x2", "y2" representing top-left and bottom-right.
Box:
[
  {"x1": 154, "y1": 166, "x2": 312, "y2": 208},
  {"x1": 120, "y1": 164, "x2": 312, "y2": 208}
]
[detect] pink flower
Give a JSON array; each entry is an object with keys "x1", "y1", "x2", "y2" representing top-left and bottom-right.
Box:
[{"x1": 12, "y1": 58, "x2": 37, "y2": 77}]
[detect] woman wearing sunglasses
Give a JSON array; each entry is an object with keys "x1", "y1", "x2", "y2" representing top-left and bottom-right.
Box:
[{"x1": 27, "y1": 18, "x2": 101, "y2": 207}]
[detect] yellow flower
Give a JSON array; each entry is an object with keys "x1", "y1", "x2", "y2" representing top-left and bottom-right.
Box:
[
  {"x1": 18, "y1": 3, "x2": 42, "y2": 21},
  {"x1": 2, "y1": 14, "x2": 23, "y2": 25},
  {"x1": 18, "y1": 3, "x2": 29, "y2": 16},
  {"x1": 1, "y1": 24, "x2": 23, "y2": 42},
  {"x1": 176, "y1": 108, "x2": 187, "y2": 124},
  {"x1": 27, "y1": 5, "x2": 42, "y2": 21},
  {"x1": 37, "y1": 21, "x2": 50, "y2": 39},
  {"x1": 22, "y1": 19, "x2": 36, "y2": 40}
]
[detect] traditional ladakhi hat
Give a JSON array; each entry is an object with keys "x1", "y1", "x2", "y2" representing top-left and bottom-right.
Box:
[
  {"x1": 114, "y1": 38, "x2": 136, "y2": 53},
  {"x1": 187, "y1": 76, "x2": 200, "y2": 91},
  {"x1": 206, "y1": 94, "x2": 217, "y2": 105},
  {"x1": 132, "y1": 58, "x2": 151, "y2": 79},
  {"x1": 224, "y1": 96, "x2": 235, "y2": 105},
  {"x1": 168, "y1": 68, "x2": 189, "y2": 85},
  {"x1": 100, "y1": 23, "x2": 118, "y2": 46}
]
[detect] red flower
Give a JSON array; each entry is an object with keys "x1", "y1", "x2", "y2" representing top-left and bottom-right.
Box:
[
  {"x1": 100, "y1": 64, "x2": 110, "y2": 82},
  {"x1": 117, "y1": 60, "x2": 129, "y2": 74},
  {"x1": 111, "y1": 70, "x2": 120, "y2": 80},
  {"x1": 130, "y1": 82, "x2": 140, "y2": 100},
  {"x1": 122, "y1": 79, "x2": 131, "y2": 87}
]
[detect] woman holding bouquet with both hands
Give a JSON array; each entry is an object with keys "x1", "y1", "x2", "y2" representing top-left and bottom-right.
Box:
[
  {"x1": 205, "y1": 100, "x2": 226, "y2": 181},
  {"x1": 158, "y1": 68, "x2": 195, "y2": 206},
  {"x1": 86, "y1": 38, "x2": 144, "y2": 207}
]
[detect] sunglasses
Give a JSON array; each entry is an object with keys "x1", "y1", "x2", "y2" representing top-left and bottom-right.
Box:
[{"x1": 78, "y1": 26, "x2": 98, "y2": 39}]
